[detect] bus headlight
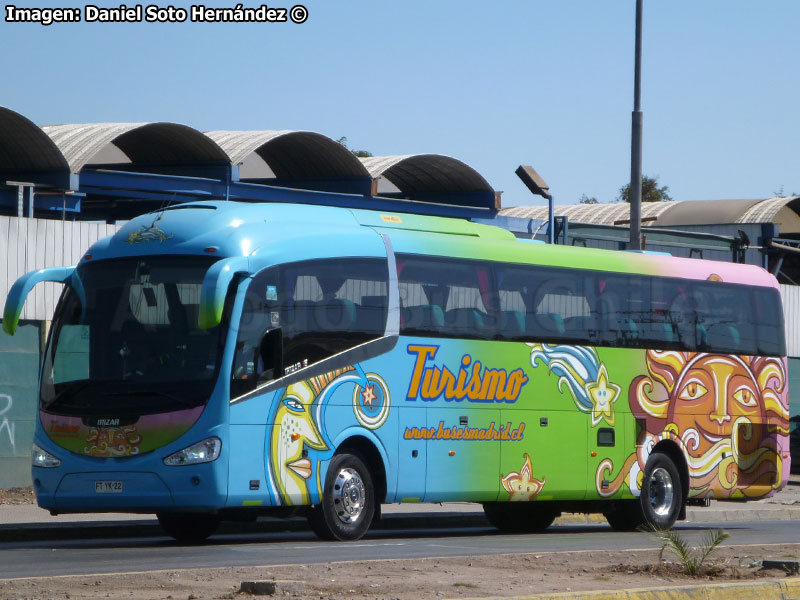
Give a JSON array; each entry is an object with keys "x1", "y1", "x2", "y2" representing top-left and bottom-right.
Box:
[
  {"x1": 32, "y1": 443, "x2": 61, "y2": 468},
  {"x1": 163, "y1": 437, "x2": 221, "y2": 466}
]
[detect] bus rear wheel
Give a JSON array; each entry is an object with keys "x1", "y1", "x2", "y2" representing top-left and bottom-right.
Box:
[
  {"x1": 640, "y1": 452, "x2": 683, "y2": 529},
  {"x1": 157, "y1": 512, "x2": 220, "y2": 543},
  {"x1": 482, "y1": 502, "x2": 557, "y2": 532},
  {"x1": 309, "y1": 453, "x2": 375, "y2": 541},
  {"x1": 605, "y1": 452, "x2": 683, "y2": 531}
]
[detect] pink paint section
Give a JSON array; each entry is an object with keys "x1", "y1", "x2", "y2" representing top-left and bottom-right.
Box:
[
  {"x1": 42, "y1": 405, "x2": 205, "y2": 457},
  {"x1": 639, "y1": 254, "x2": 778, "y2": 288}
]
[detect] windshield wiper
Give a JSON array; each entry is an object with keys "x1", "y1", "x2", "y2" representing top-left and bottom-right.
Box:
[
  {"x1": 103, "y1": 389, "x2": 201, "y2": 409},
  {"x1": 46, "y1": 380, "x2": 97, "y2": 411}
]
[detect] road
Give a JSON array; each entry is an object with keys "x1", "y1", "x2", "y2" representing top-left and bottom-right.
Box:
[{"x1": 2, "y1": 519, "x2": 799, "y2": 579}]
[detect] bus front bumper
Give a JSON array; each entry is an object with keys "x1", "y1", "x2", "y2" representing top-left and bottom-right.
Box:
[{"x1": 33, "y1": 464, "x2": 227, "y2": 514}]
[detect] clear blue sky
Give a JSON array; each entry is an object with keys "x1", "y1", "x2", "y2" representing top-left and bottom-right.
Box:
[{"x1": 3, "y1": 0, "x2": 799, "y2": 208}]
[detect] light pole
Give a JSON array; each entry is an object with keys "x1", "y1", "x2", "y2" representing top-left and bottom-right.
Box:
[
  {"x1": 515, "y1": 165, "x2": 554, "y2": 244},
  {"x1": 629, "y1": 0, "x2": 644, "y2": 251}
]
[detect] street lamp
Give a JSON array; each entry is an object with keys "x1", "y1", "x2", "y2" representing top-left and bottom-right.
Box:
[{"x1": 515, "y1": 165, "x2": 554, "y2": 244}]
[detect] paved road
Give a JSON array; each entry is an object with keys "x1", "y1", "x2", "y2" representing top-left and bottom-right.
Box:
[{"x1": 2, "y1": 519, "x2": 798, "y2": 580}]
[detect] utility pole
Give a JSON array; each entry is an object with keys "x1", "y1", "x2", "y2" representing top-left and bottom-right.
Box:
[{"x1": 629, "y1": 0, "x2": 644, "y2": 251}]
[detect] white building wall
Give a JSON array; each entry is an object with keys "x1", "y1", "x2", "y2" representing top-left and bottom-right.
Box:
[
  {"x1": 0, "y1": 216, "x2": 119, "y2": 322},
  {"x1": 780, "y1": 284, "x2": 800, "y2": 359}
]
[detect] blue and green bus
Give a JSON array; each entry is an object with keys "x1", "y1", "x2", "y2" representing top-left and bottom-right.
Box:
[{"x1": 3, "y1": 199, "x2": 790, "y2": 541}]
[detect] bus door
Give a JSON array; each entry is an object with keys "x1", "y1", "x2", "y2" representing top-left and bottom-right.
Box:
[
  {"x1": 500, "y1": 402, "x2": 588, "y2": 503},
  {"x1": 586, "y1": 365, "x2": 631, "y2": 502},
  {"x1": 396, "y1": 403, "x2": 427, "y2": 502},
  {"x1": 423, "y1": 400, "x2": 501, "y2": 502}
]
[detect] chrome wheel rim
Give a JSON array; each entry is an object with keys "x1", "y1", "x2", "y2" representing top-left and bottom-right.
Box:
[
  {"x1": 648, "y1": 467, "x2": 674, "y2": 517},
  {"x1": 332, "y1": 467, "x2": 366, "y2": 525}
]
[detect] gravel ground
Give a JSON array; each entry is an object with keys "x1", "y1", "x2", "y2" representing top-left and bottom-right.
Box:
[
  {"x1": 2, "y1": 487, "x2": 798, "y2": 599},
  {"x1": 1, "y1": 542, "x2": 798, "y2": 599},
  {"x1": 0, "y1": 487, "x2": 35, "y2": 506}
]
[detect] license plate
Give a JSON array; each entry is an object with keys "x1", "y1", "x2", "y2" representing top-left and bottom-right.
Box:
[{"x1": 94, "y1": 480, "x2": 123, "y2": 494}]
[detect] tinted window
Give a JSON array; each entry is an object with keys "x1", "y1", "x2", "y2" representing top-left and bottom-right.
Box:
[
  {"x1": 41, "y1": 256, "x2": 224, "y2": 417},
  {"x1": 495, "y1": 261, "x2": 785, "y2": 356},
  {"x1": 497, "y1": 264, "x2": 597, "y2": 343},
  {"x1": 398, "y1": 253, "x2": 784, "y2": 357},
  {"x1": 230, "y1": 258, "x2": 389, "y2": 398},
  {"x1": 397, "y1": 255, "x2": 496, "y2": 339}
]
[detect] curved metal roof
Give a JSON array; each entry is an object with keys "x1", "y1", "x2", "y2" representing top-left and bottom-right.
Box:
[
  {"x1": 43, "y1": 122, "x2": 229, "y2": 173},
  {"x1": 205, "y1": 130, "x2": 370, "y2": 179},
  {"x1": 738, "y1": 196, "x2": 800, "y2": 224},
  {"x1": 501, "y1": 196, "x2": 800, "y2": 233},
  {"x1": 654, "y1": 198, "x2": 764, "y2": 226},
  {"x1": 361, "y1": 154, "x2": 493, "y2": 196},
  {"x1": 500, "y1": 201, "x2": 676, "y2": 225},
  {"x1": 0, "y1": 106, "x2": 497, "y2": 211},
  {"x1": 0, "y1": 107, "x2": 69, "y2": 173}
]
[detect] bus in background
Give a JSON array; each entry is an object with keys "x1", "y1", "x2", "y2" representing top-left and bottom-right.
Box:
[{"x1": 3, "y1": 200, "x2": 790, "y2": 541}]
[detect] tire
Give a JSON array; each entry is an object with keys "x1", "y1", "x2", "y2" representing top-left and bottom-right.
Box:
[
  {"x1": 156, "y1": 512, "x2": 220, "y2": 543},
  {"x1": 308, "y1": 453, "x2": 375, "y2": 541},
  {"x1": 639, "y1": 452, "x2": 683, "y2": 529},
  {"x1": 605, "y1": 452, "x2": 683, "y2": 531},
  {"x1": 604, "y1": 500, "x2": 641, "y2": 531},
  {"x1": 482, "y1": 502, "x2": 557, "y2": 532}
]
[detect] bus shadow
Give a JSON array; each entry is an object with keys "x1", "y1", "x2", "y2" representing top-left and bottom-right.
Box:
[{"x1": 4, "y1": 521, "x2": 751, "y2": 553}]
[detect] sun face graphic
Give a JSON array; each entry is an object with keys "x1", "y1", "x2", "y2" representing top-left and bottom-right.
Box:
[{"x1": 621, "y1": 350, "x2": 790, "y2": 498}]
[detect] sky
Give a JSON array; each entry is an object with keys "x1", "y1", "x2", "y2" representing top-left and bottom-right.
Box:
[{"x1": 2, "y1": 0, "x2": 799, "y2": 209}]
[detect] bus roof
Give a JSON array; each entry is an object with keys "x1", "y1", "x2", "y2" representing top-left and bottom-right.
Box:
[{"x1": 81, "y1": 200, "x2": 778, "y2": 289}]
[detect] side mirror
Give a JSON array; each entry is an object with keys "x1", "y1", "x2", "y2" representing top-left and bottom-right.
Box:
[
  {"x1": 198, "y1": 257, "x2": 249, "y2": 330},
  {"x1": 257, "y1": 328, "x2": 283, "y2": 384},
  {"x1": 3, "y1": 266, "x2": 75, "y2": 335}
]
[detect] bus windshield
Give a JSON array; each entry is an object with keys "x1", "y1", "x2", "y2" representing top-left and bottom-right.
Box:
[{"x1": 40, "y1": 256, "x2": 226, "y2": 417}]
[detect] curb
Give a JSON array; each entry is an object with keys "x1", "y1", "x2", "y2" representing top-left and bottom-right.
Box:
[{"x1": 473, "y1": 577, "x2": 800, "y2": 600}]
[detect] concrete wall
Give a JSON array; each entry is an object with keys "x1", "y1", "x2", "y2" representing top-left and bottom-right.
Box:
[{"x1": 0, "y1": 321, "x2": 42, "y2": 488}]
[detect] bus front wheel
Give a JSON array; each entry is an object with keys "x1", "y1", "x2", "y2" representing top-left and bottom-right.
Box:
[
  {"x1": 157, "y1": 512, "x2": 220, "y2": 543},
  {"x1": 309, "y1": 453, "x2": 375, "y2": 541}
]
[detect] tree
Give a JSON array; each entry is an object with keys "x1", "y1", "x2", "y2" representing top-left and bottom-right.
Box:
[
  {"x1": 773, "y1": 186, "x2": 799, "y2": 198},
  {"x1": 579, "y1": 194, "x2": 599, "y2": 204},
  {"x1": 336, "y1": 136, "x2": 373, "y2": 158},
  {"x1": 617, "y1": 175, "x2": 672, "y2": 203}
]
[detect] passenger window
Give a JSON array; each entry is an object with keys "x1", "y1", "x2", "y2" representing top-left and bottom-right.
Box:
[
  {"x1": 397, "y1": 255, "x2": 496, "y2": 339},
  {"x1": 496, "y1": 263, "x2": 594, "y2": 343},
  {"x1": 230, "y1": 258, "x2": 389, "y2": 399},
  {"x1": 754, "y1": 289, "x2": 785, "y2": 356},
  {"x1": 282, "y1": 259, "x2": 389, "y2": 370},
  {"x1": 493, "y1": 263, "x2": 783, "y2": 356}
]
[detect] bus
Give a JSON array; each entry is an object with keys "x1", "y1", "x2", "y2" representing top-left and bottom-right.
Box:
[{"x1": 3, "y1": 200, "x2": 791, "y2": 542}]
